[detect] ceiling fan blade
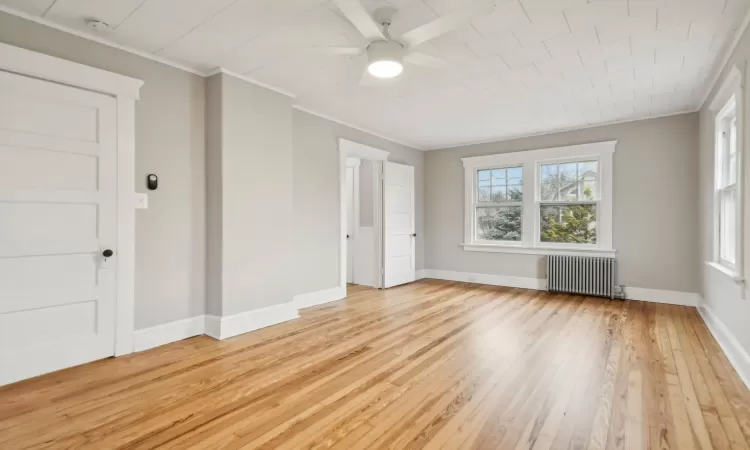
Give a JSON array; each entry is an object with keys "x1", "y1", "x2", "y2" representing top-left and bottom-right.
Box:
[
  {"x1": 404, "y1": 52, "x2": 449, "y2": 68},
  {"x1": 333, "y1": 0, "x2": 386, "y2": 42},
  {"x1": 312, "y1": 46, "x2": 364, "y2": 56},
  {"x1": 398, "y1": 1, "x2": 493, "y2": 49}
]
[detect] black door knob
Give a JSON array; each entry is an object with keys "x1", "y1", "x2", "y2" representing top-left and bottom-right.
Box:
[
  {"x1": 102, "y1": 249, "x2": 114, "y2": 258},
  {"x1": 411, "y1": 233, "x2": 417, "y2": 237}
]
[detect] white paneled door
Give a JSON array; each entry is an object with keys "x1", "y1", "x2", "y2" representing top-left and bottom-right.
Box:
[
  {"x1": 0, "y1": 70, "x2": 118, "y2": 386},
  {"x1": 383, "y1": 162, "x2": 415, "y2": 288}
]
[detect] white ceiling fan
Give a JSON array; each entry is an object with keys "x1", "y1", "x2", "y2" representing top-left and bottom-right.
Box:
[{"x1": 325, "y1": 0, "x2": 494, "y2": 84}]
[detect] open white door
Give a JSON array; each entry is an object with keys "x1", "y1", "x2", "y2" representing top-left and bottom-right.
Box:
[
  {"x1": 383, "y1": 162, "x2": 416, "y2": 288},
  {"x1": 0, "y1": 70, "x2": 118, "y2": 385}
]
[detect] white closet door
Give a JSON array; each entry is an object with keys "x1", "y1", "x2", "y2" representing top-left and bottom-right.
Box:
[
  {"x1": 383, "y1": 162, "x2": 415, "y2": 288},
  {"x1": 0, "y1": 70, "x2": 118, "y2": 386}
]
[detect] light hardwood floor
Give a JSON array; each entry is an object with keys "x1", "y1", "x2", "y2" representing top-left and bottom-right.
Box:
[{"x1": 1, "y1": 279, "x2": 750, "y2": 449}]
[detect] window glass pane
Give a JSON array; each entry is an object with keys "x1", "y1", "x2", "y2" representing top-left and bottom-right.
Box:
[
  {"x1": 729, "y1": 118, "x2": 738, "y2": 185},
  {"x1": 478, "y1": 170, "x2": 491, "y2": 182},
  {"x1": 492, "y1": 169, "x2": 506, "y2": 185},
  {"x1": 491, "y1": 186, "x2": 506, "y2": 202},
  {"x1": 720, "y1": 189, "x2": 737, "y2": 264},
  {"x1": 507, "y1": 167, "x2": 522, "y2": 185},
  {"x1": 729, "y1": 153, "x2": 737, "y2": 185},
  {"x1": 507, "y1": 184, "x2": 523, "y2": 202},
  {"x1": 540, "y1": 164, "x2": 558, "y2": 201},
  {"x1": 477, "y1": 186, "x2": 490, "y2": 202},
  {"x1": 476, "y1": 206, "x2": 522, "y2": 241},
  {"x1": 558, "y1": 162, "x2": 578, "y2": 201},
  {"x1": 540, "y1": 204, "x2": 597, "y2": 244},
  {"x1": 578, "y1": 161, "x2": 598, "y2": 200}
]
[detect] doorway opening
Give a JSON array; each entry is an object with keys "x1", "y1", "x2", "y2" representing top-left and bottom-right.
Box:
[{"x1": 339, "y1": 139, "x2": 416, "y2": 296}]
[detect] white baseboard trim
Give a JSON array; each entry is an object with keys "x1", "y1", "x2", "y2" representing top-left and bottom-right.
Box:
[
  {"x1": 416, "y1": 269, "x2": 427, "y2": 280},
  {"x1": 421, "y1": 269, "x2": 546, "y2": 290},
  {"x1": 293, "y1": 286, "x2": 346, "y2": 310},
  {"x1": 698, "y1": 303, "x2": 750, "y2": 390},
  {"x1": 421, "y1": 269, "x2": 700, "y2": 306},
  {"x1": 205, "y1": 302, "x2": 300, "y2": 340},
  {"x1": 625, "y1": 287, "x2": 700, "y2": 307},
  {"x1": 204, "y1": 315, "x2": 222, "y2": 340},
  {"x1": 133, "y1": 316, "x2": 205, "y2": 352}
]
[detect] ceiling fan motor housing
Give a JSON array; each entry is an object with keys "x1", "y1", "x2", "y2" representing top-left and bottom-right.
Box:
[{"x1": 367, "y1": 40, "x2": 404, "y2": 65}]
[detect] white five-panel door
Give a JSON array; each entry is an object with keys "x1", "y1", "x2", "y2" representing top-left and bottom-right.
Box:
[
  {"x1": 383, "y1": 162, "x2": 416, "y2": 288},
  {"x1": 0, "y1": 70, "x2": 118, "y2": 386}
]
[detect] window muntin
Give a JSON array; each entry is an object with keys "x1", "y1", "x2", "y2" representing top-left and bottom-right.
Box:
[
  {"x1": 475, "y1": 167, "x2": 522, "y2": 242},
  {"x1": 538, "y1": 160, "x2": 599, "y2": 245}
]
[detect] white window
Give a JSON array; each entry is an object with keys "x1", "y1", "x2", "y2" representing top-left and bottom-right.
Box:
[
  {"x1": 462, "y1": 141, "x2": 615, "y2": 257},
  {"x1": 710, "y1": 65, "x2": 744, "y2": 279}
]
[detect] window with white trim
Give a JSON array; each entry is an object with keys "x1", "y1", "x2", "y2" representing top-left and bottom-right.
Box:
[
  {"x1": 462, "y1": 141, "x2": 615, "y2": 257},
  {"x1": 716, "y1": 102, "x2": 738, "y2": 269},
  {"x1": 709, "y1": 65, "x2": 744, "y2": 279}
]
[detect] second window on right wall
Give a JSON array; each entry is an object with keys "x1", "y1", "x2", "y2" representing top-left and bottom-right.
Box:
[{"x1": 710, "y1": 64, "x2": 744, "y2": 277}]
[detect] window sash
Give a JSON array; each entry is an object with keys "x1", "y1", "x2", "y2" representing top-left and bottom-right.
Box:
[
  {"x1": 719, "y1": 115, "x2": 738, "y2": 189},
  {"x1": 536, "y1": 200, "x2": 600, "y2": 248},
  {"x1": 474, "y1": 205, "x2": 523, "y2": 243},
  {"x1": 718, "y1": 185, "x2": 737, "y2": 268}
]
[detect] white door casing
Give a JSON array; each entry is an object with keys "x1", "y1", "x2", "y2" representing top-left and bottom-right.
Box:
[
  {"x1": 346, "y1": 167, "x2": 354, "y2": 283},
  {"x1": 339, "y1": 139, "x2": 389, "y2": 293},
  {"x1": 345, "y1": 158, "x2": 361, "y2": 284},
  {"x1": 383, "y1": 162, "x2": 416, "y2": 288},
  {"x1": 0, "y1": 43, "x2": 141, "y2": 386}
]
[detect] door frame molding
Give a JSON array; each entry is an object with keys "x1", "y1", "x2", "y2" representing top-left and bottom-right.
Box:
[
  {"x1": 0, "y1": 42, "x2": 143, "y2": 356},
  {"x1": 339, "y1": 139, "x2": 389, "y2": 295},
  {"x1": 346, "y1": 158, "x2": 361, "y2": 284}
]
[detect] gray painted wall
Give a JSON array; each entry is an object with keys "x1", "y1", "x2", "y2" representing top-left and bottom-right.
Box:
[
  {"x1": 699, "y1": 24, "x2": 750, "y2": 358},
  {"x1": 205, "y1": 75, "x2": 223, "y2": 316},
  {"x1": 221, "y1": 74, "x2": 294, "y2": 315},
  {"x1": 293, "y1": 110, "x2": 424, "y2": 296},
  {"x1": 0, "y1": 12, "x2": 207, "y2": 330},
  {"x1": 425, "y1": 113, "x2": 700, "y2": 293}
]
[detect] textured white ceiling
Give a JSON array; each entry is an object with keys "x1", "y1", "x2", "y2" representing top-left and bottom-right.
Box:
[{"x1": 4, "y1": 0, "x2": 748, "y2": 149}]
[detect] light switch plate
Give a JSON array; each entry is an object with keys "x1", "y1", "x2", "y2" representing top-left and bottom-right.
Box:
[{"x1": 134, "y1": 192, "x2": 148, "y2": 209}]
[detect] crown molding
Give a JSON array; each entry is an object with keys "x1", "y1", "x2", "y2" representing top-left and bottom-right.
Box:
[
  {"x1": 293, "y1": 104, "x2": 423, "y2": 150},
  {"x1": 427, "y1": 109, "x2": 699, "y2": 151},
  {"x1": 698, "y1": 6, "x2": 750, "y2": 109},
  {"x1": 0, "y1": 5, "x2": 204, "y2": 76},
  {"x1": 207, "y1": 68, "x2": 296, "y2": 99}
]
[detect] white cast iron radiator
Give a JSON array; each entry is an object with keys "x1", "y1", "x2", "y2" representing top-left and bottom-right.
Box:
[{"x1": 546, "y1": 255, "x2": 619, "y2": 299}]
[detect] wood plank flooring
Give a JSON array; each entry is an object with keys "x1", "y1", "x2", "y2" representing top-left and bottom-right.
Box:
[{"x1": 1, "y1": 279, "x2": 750, "y2": 449}]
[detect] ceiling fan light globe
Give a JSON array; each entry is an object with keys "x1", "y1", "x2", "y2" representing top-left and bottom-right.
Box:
[{"x1": 368, "y1": 60, "x2": 403, "y2": 78}]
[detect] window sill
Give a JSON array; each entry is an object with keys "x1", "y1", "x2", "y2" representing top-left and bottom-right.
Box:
[
  {"x1": 462, "y1": 243, "x2": 616, "y2": 258},
  {"x1": 705, "y1": 261, "x2": 744, "y2": 284}
]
